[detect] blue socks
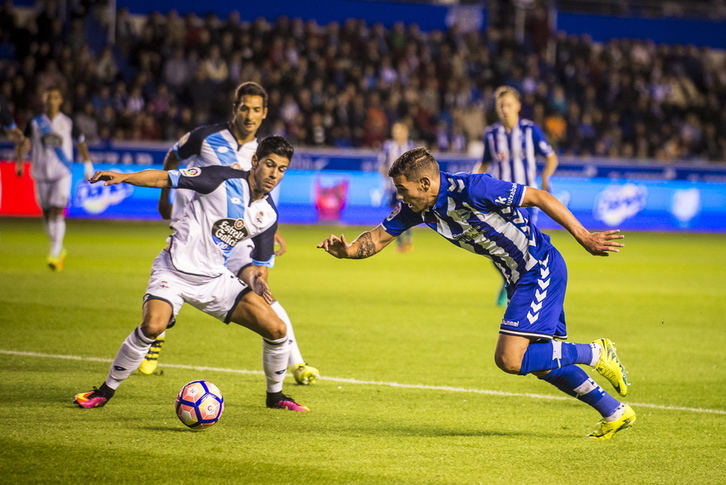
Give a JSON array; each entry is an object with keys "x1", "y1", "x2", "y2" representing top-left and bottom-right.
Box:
[
  {"x1": 539, "y1": 366, "x2": 621, "y2": 418},
  {"x1": 519, "y1": 340, "x2": 594, "y2": 375}
]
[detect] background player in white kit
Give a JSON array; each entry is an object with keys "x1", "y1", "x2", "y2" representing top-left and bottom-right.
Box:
[
  {"x1": 148, "y1": 82, "x2": 319, "y2": 385},
  {"x1": 74, "y1": 135, "x2": 310, "y2": 412},
  {"x1": 15, "y1": 86, "x2": 93, "y2": 271},
  {"x1": 474, "y1": 86, "x2": 559, "y2": 306}
]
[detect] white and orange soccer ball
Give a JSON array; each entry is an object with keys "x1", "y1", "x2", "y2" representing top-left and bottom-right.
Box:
[{"x1": 175, "y1": 380, "x2": 224, "y2": 429}]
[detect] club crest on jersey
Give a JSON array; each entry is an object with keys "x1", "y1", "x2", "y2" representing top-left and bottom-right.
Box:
[
  {"x1": 212, "y1": 218, "x2": 249, "y2": 250},
  {"x1": 386, "y1": 202, "x2": 402, "y2": 221},
  {"x1": 180, "y1": 167, "x2": 201, "y2": 177}
]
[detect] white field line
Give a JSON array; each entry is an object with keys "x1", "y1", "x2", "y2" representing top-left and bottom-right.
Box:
[{"x1": 2, "y1": 349, "x2": 724, "y2": 416}]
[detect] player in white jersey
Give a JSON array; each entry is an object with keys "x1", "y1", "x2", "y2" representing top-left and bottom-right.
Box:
[
  {"x1": 14, "y1": 87, "x2": 93, "y2": 271},
  {"x1": 378, "y1": 121, "x2": 416, "y2": 252},
  {"x1": 74, "y1": 135, "x2": 310, "y2": 412},
  {"x1": 147, "y1": 82, "x2": 319, "y2": 386},
  {"x1": 319, "y1": 147, "x2": 635, "y2": 440},
  {"x1": 474, "y1": 86, "x2": 559, "y2": 306}
]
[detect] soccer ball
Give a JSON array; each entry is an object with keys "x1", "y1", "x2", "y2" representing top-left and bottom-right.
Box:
[{"x1": 175, "y1": 380, "x2": 224, "y2": 429}]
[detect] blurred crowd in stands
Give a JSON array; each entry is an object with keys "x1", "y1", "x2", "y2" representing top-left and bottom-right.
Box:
[{"x1": 0, "y1": 0, "x2": 724, "y2": 162}]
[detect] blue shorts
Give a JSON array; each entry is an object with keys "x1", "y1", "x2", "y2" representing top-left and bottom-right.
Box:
[{"x1": 499, "y1": 248, "x2": 568, "y2": 340}]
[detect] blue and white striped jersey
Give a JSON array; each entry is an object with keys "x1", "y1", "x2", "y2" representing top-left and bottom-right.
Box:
[
  {"x1": 170, "y1": 123, "x2": 258, "y2": 225},
  {"x1": 166, "y1": 165, "x2": 277, "y2": 277},
  {"x1": 26, "y1": 113, "x2": 84, "y2": 182},
  {"x1": 482, "y1": 119, "x2": 553, "y2": 188},
  {"x1": 382, "y1": 171, "x2": 555, "y2": 286}
]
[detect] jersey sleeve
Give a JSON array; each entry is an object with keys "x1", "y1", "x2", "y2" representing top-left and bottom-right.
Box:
[
  {"x1": 467, "y1": 173, "x2": 526, "y2": 211},
  {"x1": 530, "y1": 124, "x2": 554, "y2": 157},
  {"x1": 481, "y1": 132, "x2": 493, "y2": 165},
  {"x1": 381, "y1": 201, "x2": 423, "y2": 236},
  {"x1": 250, "y1": 222, "x2": 277, "y2": 267},
  {"x1": 168, "y1": 165, "x2": 238, "y2": 194},
  {"x1": 172, "y1": 127, "x2": 205, "y2": 161}
]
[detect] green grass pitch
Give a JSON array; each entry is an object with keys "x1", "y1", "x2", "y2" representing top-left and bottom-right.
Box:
[{"x1": 1, "y1": 217, "x2": 725, "y2": 484}]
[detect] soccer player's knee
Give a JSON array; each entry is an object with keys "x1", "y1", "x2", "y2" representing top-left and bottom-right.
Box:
[
  {"x1": 494, "y1": 353, "x2": 522, "y2": 374},
  {"x1": 264, "y1": 317, "x2": 287, "y2": 341}
]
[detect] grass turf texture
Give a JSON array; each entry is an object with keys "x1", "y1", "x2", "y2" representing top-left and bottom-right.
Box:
[{"x1": 1, "y1": 217, "x2": 724, "y2": 484}]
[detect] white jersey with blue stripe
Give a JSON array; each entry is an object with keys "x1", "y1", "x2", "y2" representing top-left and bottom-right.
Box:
[
  {"x1": 482, "y1": 119, "x2": 553, "y2": 188},
  {"x1": 382, "y1": 171, "x2": 556, "y2": 286},
  {"x1": 170, "y1": 123, "x2": 258, "y2": 224},
  {"x1": 166, "y1": 165, "x2": 277, "y2": 278},
  {"x1": 27, "y1": 113, "x2": 84, "y2": 183}
]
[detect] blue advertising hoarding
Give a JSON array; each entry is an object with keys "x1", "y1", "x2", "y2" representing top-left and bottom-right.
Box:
[{"x1": 65, "y1": 163, "x2": 726, "y2": 232}]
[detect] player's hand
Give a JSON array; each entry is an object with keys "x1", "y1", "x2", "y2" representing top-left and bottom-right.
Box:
[
  {"x1": 90, "y1": 170, "x2": 124, "y2": 185},
  {"x1": 251, "y1": 270, "x2": 274, "y2": 304},
  {"x1": 580, "y1": 229, "x2": 625, "y2": 256},
  {"x1": 317, "y1": 234, "x2": 351, "y2": 259},
  {"x1": 274, "y1": 231, "x2": 287, "y2": 256},
  {"x1": 15, "y1": 163, "x2": 23, "y2": 177}
]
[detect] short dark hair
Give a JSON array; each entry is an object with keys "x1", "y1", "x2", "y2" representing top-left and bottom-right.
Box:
[
  {"x1": 233, "y1": 82, "x2": 268, "y2": 109},
  {"x1": 388, "y1": 147, "x2": 439, "y2": 180},
  {"x1": 256, "y1": 135, "x2": 294, "y2": 163}
]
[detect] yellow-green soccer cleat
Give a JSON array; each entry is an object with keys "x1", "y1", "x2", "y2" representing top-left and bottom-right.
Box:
[
  {"x1": 292, "y1": 363, "x2": 320, "y2": 385},
  {"x1": 593, "y1": 338, "x2": 629, "y2": 397},
  {"x1": 47, "y1": 248, "x2": 67, "y2": 271},
  {"x1": 587, "y1": 404, "x2": 636, "y2": 440},
  {"x1": 138, "y1": 336, "x2": 165, "y2": 375}
]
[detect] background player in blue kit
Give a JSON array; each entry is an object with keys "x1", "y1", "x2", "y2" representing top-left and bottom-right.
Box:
[
  {"x1": 378, "y1": 121, "x2": 416, "y2": 252},
  {"x1": 146, "y1": 82, "x2": 318, "y2": 385},
  {"x1": 474, "y1": 86, "x2": 559, "y2": 306},
  {"x1": 318, "y1": 147, "x2": 635, "y2": 439},
  {"x1": 75, "y1": 136, "x2": 309, "y2": 412}
]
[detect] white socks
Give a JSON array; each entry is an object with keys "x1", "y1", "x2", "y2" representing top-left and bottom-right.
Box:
[
  {"x1": 270, "y1": 301, "x2": 305, "y2": 366},
  {"x1": 262, "y1": 335, "x2": 290, "y2": 393},
  {"x1": 106, "y1": 326, "x2": 155, "y2": 389},
  {"x1": 45, "y1": 214, "x2": 66, "y2": 257},
  {"x1": 590, "y1": 342, "x2": 602, "y2": 367}
]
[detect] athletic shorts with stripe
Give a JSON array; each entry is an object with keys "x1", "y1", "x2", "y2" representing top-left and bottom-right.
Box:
[
  {"x1": 499, "y1": 247, "x2": 568, "y2": 340},
  {"x1": 144, "y1": 249, "x2": 249, "y2": 323}
]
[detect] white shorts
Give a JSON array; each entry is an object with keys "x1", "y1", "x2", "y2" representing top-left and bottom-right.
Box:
[
  {"x1": 34, "y1": 176, "x2": 71, "y2": 210},
  {"x1": 144, "y1": 250, "x2": 250, "y2": 323},
  {"x1": 226, "y1": 239, "x2": 255, "y2": 276}
]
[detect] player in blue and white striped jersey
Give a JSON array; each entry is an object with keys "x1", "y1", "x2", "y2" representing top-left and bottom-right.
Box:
[
  {"x1": 319, "y1": 147, "x2": 636, "y2": 439},
  {"x1": 14, "y1": 87, "x2": 94, "y2": 271},
  {"x1": 150, "y1": 82, "x2": 318, "y2": 385},
  {"x1": 378, "y1": 121, "x2": 416, "y2": 252},
  {"x1": 474, "y1": 86, "x2": 559, "y2": 305},
  {"x1": 75, "y1": 136, "x2": 309, "y2": 412}
]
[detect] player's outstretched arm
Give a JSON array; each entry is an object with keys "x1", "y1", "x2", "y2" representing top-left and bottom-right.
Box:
[
  {"x1": 523, "y1": 187, "x2": 624, "y2": 257},
  {"x1": 317, "y1": 224, "x2": 396, "y2": 259},
  {"x1": 90, "y1": 169, "x2": 171, "y2": 188}
]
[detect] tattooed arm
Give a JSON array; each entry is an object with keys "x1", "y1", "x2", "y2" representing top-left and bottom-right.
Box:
[{"x1": 317, "y1": 224, "x2": 396, "y2": 259}]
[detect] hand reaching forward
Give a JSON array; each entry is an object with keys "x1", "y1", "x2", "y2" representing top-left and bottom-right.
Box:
[
  {"x1": 90, "y1": 170, "x2": 125, "y2": 185},
  {"x1": 317, "y1": 234, "x2": 351, "y2": 259},
  {"x1": 579, "y1": 229, "x2": 625, "y2": 256}
]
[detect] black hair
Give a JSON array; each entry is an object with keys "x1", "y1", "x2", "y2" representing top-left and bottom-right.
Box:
[
  {"x1": 256, "y1": 135, "x2": 294, "y2": 162},
  {"x1": 388, "y1": 147, "x2": 439, "y2": 180}
]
